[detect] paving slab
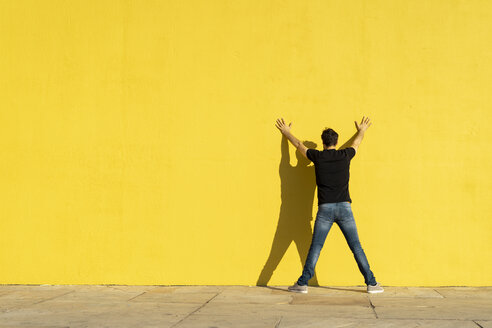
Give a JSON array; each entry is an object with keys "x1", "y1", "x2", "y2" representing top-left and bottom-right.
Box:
[
  {"x1": 290, "y1": 294, "x2": 371, "y2": 306},
  {"x1": 150, "y1": 286, "x2": 225, "y2": 294},
  {"x1": 371, "y1": 297, "x2": 492, "y2": 320},
  {"x1": 435, "y1": 287, "x2": 492, "y2": 298},
  {"x1": 0, "y1": 300, "x2": 193, "y2": 327},
  {"x1": 0, "y1": 290, "x2": 13, "y2": 297},
  {"x1": 0, "y1": 287, "x2": 75, "y2": 312},
  {"x1": 129, "y1": 289, "x2": 218, "y2": 303},
  {"x1": 195, "y1": 302, "x2": 376, "y2": 318},
  {"x1": 272, "y1": 286, "x2": 443, "y2": 298},
  {"x1": 223, "y1": 286, "x2": 283, "y2": 295},
  {"x1": 203, "y1": 286, "x2": 293, "y2": 304},
  {"x1": 172, "y1": 313, "x2": 281, "y2": 328},
  {"x1": 0, "y1": 299, "x2": 40, "y2": 313},
  {"x1": 0, "y1": 286, "x2": 74, "y2": 300},
  {"x1": 0, "y1": 286, "x2": 490, "y2": 327},
  {"x1": 98, "y1": 285, "x2": 159, "y2": 293},
  {"x1": 367, "y1": 287, "x2": 443, "y2": 298},
  {"x1": 39, "y1": 286, "x2": 150, "y2": 302},
  {"x1": 278, "y1": 316, "x2": 479, "y2": 328},
  {"x1": 210, "y1": 292, "x2": 292, "y2": 304}
]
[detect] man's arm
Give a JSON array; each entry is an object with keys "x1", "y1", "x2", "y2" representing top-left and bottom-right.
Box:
[
  {"x1": 338, "y1": 116, "x2": 372, "y2": 153},
  {"x1": 275, "y1": 118, "x2": 309, "y2": 160}
]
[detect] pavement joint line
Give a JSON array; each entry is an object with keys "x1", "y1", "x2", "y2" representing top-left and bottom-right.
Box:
[
  {"x1": 18, "y1": 290, "x2": 75, "y2": 310},
  {"x1": 433, "y1": 288, "x2": 446, "y2": 298},
  {"x1": 168, "y1": 291, "x2": 222, "y2": 328},
  {"x1": 274, "y1": 316, "x2": 282, "y2": 328},
  {"x1": 126, "y1": 291, "x2": 147, "y2": 301},
  {"x1": 473, "y1": 320, "x2": 484, "y2": 328},
  {"x1": 0, "y1": 289, "x2": 76, "y2": 314},
  {"x1": 31, "y1": 289, "x2": 76, "y2": 305},
  {"x1": 368, "y1": 296, "x2": 378, "y2": 319}
]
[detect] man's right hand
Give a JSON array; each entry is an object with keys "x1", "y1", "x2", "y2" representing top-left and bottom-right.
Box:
[{"x1": 355, "y1": 116, "x2": 372, "y2": 132}]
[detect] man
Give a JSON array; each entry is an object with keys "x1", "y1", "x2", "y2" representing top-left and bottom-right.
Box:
[{"x1": 274, "y1": 116, "x2": 383, "y2": 294}]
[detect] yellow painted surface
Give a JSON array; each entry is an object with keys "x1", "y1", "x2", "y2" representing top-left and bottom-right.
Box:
[{"x1": 1, "y1": 0, "x2": 491, "y2": 286}]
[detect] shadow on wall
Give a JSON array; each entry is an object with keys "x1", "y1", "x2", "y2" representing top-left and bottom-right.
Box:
[{"x1": 256, "y1": 135, "x2": 320, "y2": 286}]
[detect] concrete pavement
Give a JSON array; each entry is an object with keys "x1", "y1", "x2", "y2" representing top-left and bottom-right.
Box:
[{"x1": 0, "y1": 285, "x2": 491, "y2": 327}]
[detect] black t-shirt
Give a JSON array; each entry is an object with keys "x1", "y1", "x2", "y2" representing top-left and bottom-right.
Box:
[{"x1": 306, "y1": 147, "x2": 356, "y2": 205}]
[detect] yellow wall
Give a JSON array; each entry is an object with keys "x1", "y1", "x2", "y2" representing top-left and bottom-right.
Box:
[{"x1": 1, "y1": 0, "x2": 491, "y2": 286}]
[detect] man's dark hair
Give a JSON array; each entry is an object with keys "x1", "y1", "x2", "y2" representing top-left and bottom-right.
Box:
[{"x1": 321, "y1": 128, "x2": 338, "y2": 147}]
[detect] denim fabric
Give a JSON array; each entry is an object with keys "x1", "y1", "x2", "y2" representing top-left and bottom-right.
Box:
[{"x1": 296, "y1": 202, "x2": 377, "y2": 286}]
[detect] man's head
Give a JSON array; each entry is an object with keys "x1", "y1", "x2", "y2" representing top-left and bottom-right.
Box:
[{"x1": 321, "y1": 128, "x2": 338, "y2": 148}]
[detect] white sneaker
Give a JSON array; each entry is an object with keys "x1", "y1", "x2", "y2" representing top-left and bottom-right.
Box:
[
  {"x1": 367, "y1": 282, "x2": 384, "y2": 294},
  {"x1": 288, "y1": 282, "x2": 308, "y2": 294}
]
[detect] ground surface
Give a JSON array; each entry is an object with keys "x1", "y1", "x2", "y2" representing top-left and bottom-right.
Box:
[{"x1": 0, "y1": 285, "x2": 490, "y2": 327}]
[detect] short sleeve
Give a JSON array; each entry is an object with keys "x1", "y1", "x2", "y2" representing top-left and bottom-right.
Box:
[
  {"x1": 306, "y1": 148, "x2": 319, "y2": 163},
  {"x1": 344, "y1": 147, "x2": 356, "y2": 160}
]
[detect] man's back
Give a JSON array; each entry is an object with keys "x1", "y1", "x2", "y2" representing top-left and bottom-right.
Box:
[{"x1": 306, "y1": 147, "x2": 356, "y2": 205}]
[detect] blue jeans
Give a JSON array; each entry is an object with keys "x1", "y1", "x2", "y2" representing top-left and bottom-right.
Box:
[{"x1": 297, "y1": 202, "x2": 377, "y2": 286}]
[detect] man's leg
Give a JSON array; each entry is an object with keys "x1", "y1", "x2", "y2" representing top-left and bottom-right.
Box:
[
  {"x1": 336, "y1": 202, "x2": 377, "y2": 286},
  {"x1": 296, "y1": 204, "x2": 335, "y2": 286}
]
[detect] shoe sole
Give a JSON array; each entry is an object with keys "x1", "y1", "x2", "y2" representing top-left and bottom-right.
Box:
[
  {"x1": 288, "y1": 289, "x2": 308, "y2": 294},
  {"x1": 367, "y1": 290, "x2": 384, "y2": 294}
]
